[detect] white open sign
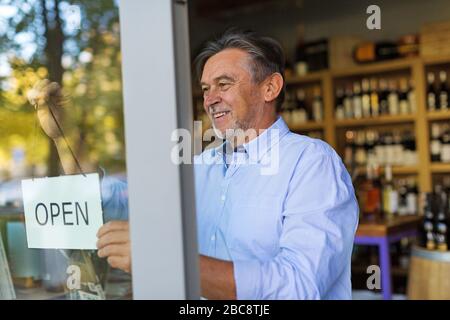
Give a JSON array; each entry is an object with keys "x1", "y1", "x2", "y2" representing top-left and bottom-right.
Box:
[{"x1": 21, "y1": 173, "x2": 104, "y2": 249}]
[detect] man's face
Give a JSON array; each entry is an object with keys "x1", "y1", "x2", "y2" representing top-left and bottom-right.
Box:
[{"x1": 200, "y1": 48, "x2": 265, "y2": 138}]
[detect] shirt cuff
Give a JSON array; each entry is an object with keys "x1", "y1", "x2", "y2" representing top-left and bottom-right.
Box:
[{"x1": 233, "y1": 259, "x2": 261, "y2": 300}]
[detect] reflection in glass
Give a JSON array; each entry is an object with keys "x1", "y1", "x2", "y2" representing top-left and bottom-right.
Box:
[{"x1": 0, "y1": 0, "x2": 130, "y2": 300}]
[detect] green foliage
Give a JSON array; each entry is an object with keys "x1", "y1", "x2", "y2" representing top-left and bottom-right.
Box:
[{"x1": 0, "y1": 0, "x2": 126, "y2": 179}]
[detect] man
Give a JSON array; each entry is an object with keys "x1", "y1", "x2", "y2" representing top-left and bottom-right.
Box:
[{"x1": 34, "y1": 29, "x2": 359, "y2": 300}]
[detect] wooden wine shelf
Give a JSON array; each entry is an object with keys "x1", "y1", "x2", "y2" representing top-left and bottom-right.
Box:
[
  {"x1": 430, "y1": 163, "x2": 450, "y2": 173},
  {"x1": 335, "y1": 114, "x2": 416, "y2": 127},
  {"x1": 351, "y1": 165, "x2": 418, "y2": 176},
  {"x1": 427, "y1": 110, "x2": 450, "y2": 121},
  {"x1": 285, "y1": 71, "x2": 326, "y2": 85},
  {"x1": 288, "y1": 121, "x2": 324, "y2": 131},
  {"x1": 391, "y1": 166, "x2": 419, "y2": 175},
  {"x1": 422, "y1": 55, "x2": 450, "y2": 66},
  {"x1": 331, "y1": 57, "x2": 417, "y2": 78},
  {"x1": 191, "y1": 56, "x2": 450, "y2": 192}
]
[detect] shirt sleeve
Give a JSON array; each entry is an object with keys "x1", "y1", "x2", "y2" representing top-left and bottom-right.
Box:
[
  {"x1": 100, "y1": 168, "x2": 129, "y2": 222},
  {"x1": 233, "y1": 144, "x2": 359, "y2": 299}
]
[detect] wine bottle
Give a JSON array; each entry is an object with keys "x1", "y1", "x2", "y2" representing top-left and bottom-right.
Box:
[
  {"x1": 384, "y1": 132, "x2": 395, "y2": 165},
  {"x1": 282, "y1": 91, "x2": 294, "y2": 124},
  {"x1": 440, "y1": 124, "x2": 450, "y2": 163},
  {"x1": 392, "y1": 131, "x2": 404, "y2": 166},
  {"x1": 430, "y1": 123, "x2": 442, "y2": 162},
  {"x1": 398, "y1": 179, "x2": 408, "y2": 216},
  {"x1": 406, "y1": 178, "x2": 418, "y2": 215},
  {"x1": 352, "y1": 82, "x2": 363, "y2": 119},
  {"x1": 354, "y1": 41, "x2": 399, "y2": 63},
  {"x1": 335, "y1": 87, "x2": 345, "y2": 120},
  {"x1": 292, "y1": 88, "x2": 308, "y2": 123},
  {"x1": 427, "y1": 72, "x2": 437, "y2": 111},
  {"x1": 399, "y1": 78, "x2": 410, "y2": 115},
  {"x1": 435, "y1": 189, "x2": 448, "y2": 251},
  {"x1": 344, "y1": 130, "x2": 355, "y2": 167},
  {"x1": 355, "y1": 130, "x2": 367, "y2": 165},
  {"x1": 439, "y1": 70, "x2": 449, "y2": 110},
  {"x1": 312, "y1": 86, "x2": 323, "y2": 121},
  {"x1": 370, "y1": 78, "x2": 380, "y2": 117},
  {"x1": 388, "y1": 80, "x2": 399, "y2": 115},
  {"x1": 408, "y1": 78, "x2": 417, "y2": 114},
  {"x1": 422, "y1": 192, "x2": 436, "y2": 250},
  {"x1": 382, "y1": 165, "x2": 398, "y2": 218},
  {"x1": 361, "y1": 78, "x2": 371, "y2": 118},
  {"x1": 343, "y1": 85, "x2": 353, "y2": 119},
  {"x1": 379, "y1": 78, "x2": 389, "y2": 115},
  {"x1": 360, "y1": 164, "x2": 382, "y2": 220}
]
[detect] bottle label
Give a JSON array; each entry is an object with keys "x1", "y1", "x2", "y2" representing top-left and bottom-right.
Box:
[
  {"x1": 390, "y1": 190, "x2": 399, "y2": 213},
  {"x1": 344, "y1": 99, "x2": 353, "y2": 118},
  {"x1": 388, "y1": 94, "x2": 399, "y2": 115},
  {"x1": 399, "y1": 101, "x2": 409, "y2": 115},
  {"x1": 440, "y1": 93, "x2": 448, "y2": 109},
  {"x1": 406, "y1": 193, "x2": 417, "y2": 215},
  {"x1": 441, "y1": 145, "x2": 450, "y2": 162},
  {"x1": 374, "y1": 146, "x2": 386, "y2": 165},
  {"x1": 428, "y1": 93, "x2": 436, "y2": 110},
  {"x1": 362, "y1": 96, "x2": 371, "y2": 117},
  {"x1": 336, "y1": 107, "x2": 345, "y2": 120},
  {"x1": 312, "y1": 101, "x2": 323, "y2": 121},
  {"x1": 353, "y1": 98, "x2": 363, "y2": 119},
  {"x1": 431, "y1": 140, "x2": 442, "y2": 155},
  {"x1": 385, "y1": 145, "x2": 395, "y2": 165}
]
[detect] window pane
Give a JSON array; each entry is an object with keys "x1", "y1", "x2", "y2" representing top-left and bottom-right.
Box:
[{"x1": 0, "y1": 0, "x2": 131, "y2": 300}]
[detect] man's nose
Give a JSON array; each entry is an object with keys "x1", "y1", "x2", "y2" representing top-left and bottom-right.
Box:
[{"x1": 204, "y1": 89, "x2": 221, "y2": 110}]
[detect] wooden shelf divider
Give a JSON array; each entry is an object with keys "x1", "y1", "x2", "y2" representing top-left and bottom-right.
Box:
[
  {"x1": 427, "y1": 110, "x2": 450, "y2": 121},
  {"x1": 285, "y1": 71, "x2": 326, "y2": 85},
  {"x1": 430, "y1": 163, "x2": 450, "y2": 173},
  {"x1": 288, "y1": 121, "x2": 324, "y2": 131},
  {"x1": 330, "y1": 58, "x2": 417, "y2": 78},
  {"x1": 335, "y1": 114, "x2": 416, "y2": 128}
]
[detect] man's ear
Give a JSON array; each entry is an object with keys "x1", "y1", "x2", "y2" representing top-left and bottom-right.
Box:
[{"x1": 263, "y1": 73, "x2": 283, "y2": 104}]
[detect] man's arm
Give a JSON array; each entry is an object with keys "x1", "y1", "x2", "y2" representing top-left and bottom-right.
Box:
[
  {"x1": 96, "y1": 221, "x2": 237, "y2": 299},
  {"x1": 52, "y1": 136, "x2": 86, "y2": 175},
  {"x1": 232, "y1": 143, "x2": 359, "y2": 299},
  {"x1": 199, "y1": 255, "x2": 236, "y2": 300},
  {"x1": 29, "y1": 80, "x2": 129, "y2": 221},
  {"x1": 28, "y1": 80, "x2": 91, "y2": 175}
]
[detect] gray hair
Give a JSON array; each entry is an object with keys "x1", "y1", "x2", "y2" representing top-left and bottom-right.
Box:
[{"x1": 194, "y1": 28, "x2": 286, "y2": 112}]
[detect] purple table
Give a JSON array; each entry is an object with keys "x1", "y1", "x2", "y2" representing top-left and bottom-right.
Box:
[{"x1": 354, "y1": 215, "x2": 422, "y2": 300}]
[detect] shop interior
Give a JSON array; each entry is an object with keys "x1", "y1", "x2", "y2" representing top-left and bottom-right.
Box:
[
  {"x1": 0, "y1": 0, "x2": 450, "y2": 300},
  {"x1": 188, "y1": 0, "x2": 450, "y2": 300}
]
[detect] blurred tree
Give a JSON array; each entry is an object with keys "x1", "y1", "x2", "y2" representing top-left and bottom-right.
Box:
[
  {"x1": 42, "y1": 0, "x2": 65, "y2": 176},
  {"x1": 0, "y1": 0, "x2": 66, "y2": 175},
  {"x1": 0, "y1": 0, "x2": 125, "y2": 177}
]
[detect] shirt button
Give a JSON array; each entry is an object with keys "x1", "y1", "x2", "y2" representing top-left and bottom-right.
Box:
[
  {"x1": 211, "y1": 235, "x2": 215, "y2": 241},
  {"x1": 221, "y1": 195, "x2": 226, "y2": 201}
]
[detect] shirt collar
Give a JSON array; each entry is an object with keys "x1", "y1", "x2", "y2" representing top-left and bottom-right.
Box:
[{"x1": 213, "y1": 116, "x2": 290, "y2": 163}]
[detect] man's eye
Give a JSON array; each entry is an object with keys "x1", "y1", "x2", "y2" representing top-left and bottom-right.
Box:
[
  {"x1": 202, "y1": 87, "x2": 209, "y2": 93},
  {"x1": 219, "y1": 83, "x2": 231, "y2": 89}
]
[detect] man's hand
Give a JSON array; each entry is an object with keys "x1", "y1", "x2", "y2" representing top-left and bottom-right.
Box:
[
  {"x1": 97, "y1": 221, "x2": 131, "y2": 273},
  {"x1": 27, "y1": 79, "x2": 65, "y2": 140}
]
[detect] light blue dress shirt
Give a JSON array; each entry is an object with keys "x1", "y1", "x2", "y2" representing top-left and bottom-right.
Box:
[
  {"x1": 194, "y1": 117, "x2": 359, "y2": 299},
  {"x1": 99, "y1": 116, "x2": 358, "y2": 300}
]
